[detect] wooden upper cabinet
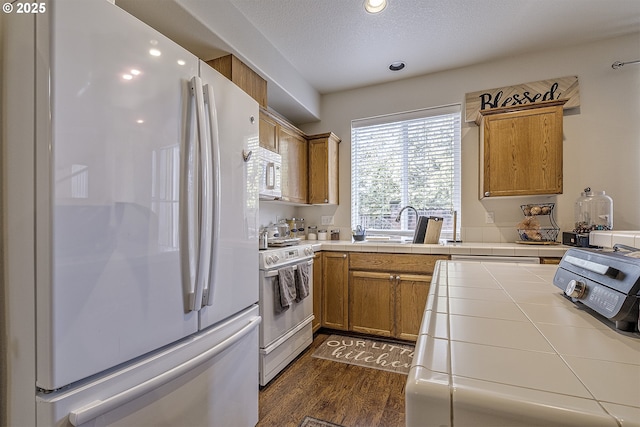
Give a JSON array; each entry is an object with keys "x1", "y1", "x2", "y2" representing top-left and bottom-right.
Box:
[
  {"x1": 308, "y1": 132, "x2": 340, "y2": 205},
  {"x1": 259, "y1": 110, "x2": 278, "y2": 152},
  {"x1": 207, "y1": 54, "x2": 267, "y2": 107},
  {"x1": 479, "y1": 100, "x2": 566, "y2": 199},
  {"x1": 279, "y1": 125, "x2": 308, "y2": 204}
]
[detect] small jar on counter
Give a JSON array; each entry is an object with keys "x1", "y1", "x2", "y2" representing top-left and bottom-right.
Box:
[
  {"x1": 330, "y1": 229, "x2": 340, "y2": 240},
  {"x1": 307, "y1": 226, "x2": 317, "y2": 240},
  {"x1": 317, "y1": 229, "x2": 328, "y2": 241}
]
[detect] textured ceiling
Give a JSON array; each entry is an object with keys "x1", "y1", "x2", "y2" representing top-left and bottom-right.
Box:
[
  {"x1": 228, "y1": 0, "x2": 640, "y2": 94},
  {"x1": 231, "y1": 0, "x2": 640, "y2": 93},
  {"x1": 117, "y1": 0, "x2": 640, "y2": 123}
]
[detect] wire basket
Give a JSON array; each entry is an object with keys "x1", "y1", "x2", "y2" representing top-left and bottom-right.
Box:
[
  {"x1": 517, "y1": 228, "x2": 559, "y2": 242},
  {"x1": 520, "y1": 203, "x2": 555, "y2": 216}
]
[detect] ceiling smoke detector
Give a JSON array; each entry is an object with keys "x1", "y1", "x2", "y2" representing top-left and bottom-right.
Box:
[
  {"x1": 364, "y1": 0, "x2": 387, "y2": 14},
  {"x1": 389, "y1": 61, "x2": 405, "y2": 71}
]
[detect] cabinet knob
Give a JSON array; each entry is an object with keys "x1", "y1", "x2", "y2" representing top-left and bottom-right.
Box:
[
  {"x1": 324, "y1": 199, "x2": 328, "y2": 203},
  {"x1": 342, "y1": 254, "x2": 347, "y2": 258},
  {"x1": 389, "y1": 275, "x2": 394, "y2": 281},
  {"x1": 484, "y1": 191, "x2": 491, "y2": 197},
  {"x1": 395, "y1": 275, "x2": 400, "y2": 281}
]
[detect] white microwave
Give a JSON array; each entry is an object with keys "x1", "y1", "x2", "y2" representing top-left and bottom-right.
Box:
[{"x1": 259, "y1": 147, "x2": 282, "y2": 200}]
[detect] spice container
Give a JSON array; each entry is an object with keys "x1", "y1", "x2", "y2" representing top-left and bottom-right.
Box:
[
  {"x1": 318, "y1": 229, "x2": 328, "y2": 241},
  {"x1": 307, "y1": 226, "x2": 317, "y2": 240},
  {"x1": 330, "y1": 229, "x2": 340, "y2": 240},
  {"x1": 287, "y1": 218, "x2": 297, "y2": 238}
]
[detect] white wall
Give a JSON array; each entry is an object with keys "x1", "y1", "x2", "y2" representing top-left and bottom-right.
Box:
[{"x1": 297, "y1": 33, "x2": 640, "y2": 242}]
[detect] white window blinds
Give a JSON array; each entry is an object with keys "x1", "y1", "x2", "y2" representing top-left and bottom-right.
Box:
[{"x1": 351, "y1": 104, "x2": 461, "y2": 239}]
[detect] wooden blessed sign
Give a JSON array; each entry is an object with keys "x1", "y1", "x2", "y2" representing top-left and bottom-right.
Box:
[{"x1": 465, "y1": 76, "x2": 580, "y2": 123}]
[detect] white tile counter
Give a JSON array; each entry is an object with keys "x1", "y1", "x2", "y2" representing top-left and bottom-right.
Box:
[
  {"x1": 406, "y1": 260, "x2": 640, "y2": 427},
  {"x1": 311, "y1": 240, "x2": 569, "y2": 258}
]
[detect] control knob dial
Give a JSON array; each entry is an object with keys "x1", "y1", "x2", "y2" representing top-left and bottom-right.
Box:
[{"x1": 565, "y1": 279, "x2": 587, "y2": 299}]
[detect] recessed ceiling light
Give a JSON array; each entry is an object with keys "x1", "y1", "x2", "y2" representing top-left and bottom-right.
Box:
[
  {"x1": 364, "y1": 0, "x2": 387, "y2": 14},
  {"x1": 389, "y1": 61, "x2": 405, "y2": 71}
]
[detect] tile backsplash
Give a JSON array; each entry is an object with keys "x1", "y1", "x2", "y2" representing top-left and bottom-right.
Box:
[{"x1": 589, "y1": 231, "x2": 640, "y2": 249}]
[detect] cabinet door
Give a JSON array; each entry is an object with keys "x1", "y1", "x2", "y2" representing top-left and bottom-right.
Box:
[
  {"x1": 322, "y1": 252, "x2": 349, "y2": 330},
  {"x1": 312, "y1": 252, "x2": 323, "y2": 332},
  {"x1": 259, "y1": 111, "x2": 278, "y2": 152},
  {"x1": 481, "y1": 103, "x2": 563, "y2": 198},
  {"x1": 349, "y1": 271, "x2": 394, "y2": 337},
  {"x1": 279, "y1": 127, "x2": 308, "y2": 203},
  {"x1": 308, "y1": 133, "x2": 340, "y2": 205},
  {"x1": 395, "y1": 274, "x2": 431, "y2": 341}
]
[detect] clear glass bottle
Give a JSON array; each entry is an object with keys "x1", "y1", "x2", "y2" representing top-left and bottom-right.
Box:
[
  {"x1": 591, "y1": 190, "x2": 613, "y2": 230},
  {"x1": 574, "y1": 187, "x2": 613, "y2": 232},
  {"x1": 307, "y1": 226, "x2": 317, "y2": 240}
]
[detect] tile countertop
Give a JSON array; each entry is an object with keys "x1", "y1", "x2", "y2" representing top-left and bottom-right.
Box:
[
  {"x1": 405, "y1": 260, "x2": 640, "y2": 427},
  {"x1": 310, "y1": 240, "x2": 569, "y2": 257}
]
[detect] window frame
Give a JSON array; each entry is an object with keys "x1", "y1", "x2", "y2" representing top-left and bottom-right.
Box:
[{"x1": 350, "y1": 104, "x2": 461, "y2": 240}]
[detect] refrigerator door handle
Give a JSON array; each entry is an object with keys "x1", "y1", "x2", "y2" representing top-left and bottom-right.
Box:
[
  {"x1": 202, "y1": 83, "x2": 221, "y2": 307},
  {"x1": 67, "y1": 315, "x2": 262, "y2": 426},
  {"x1": 188, "y1": 76, "x2": 207, "y2": 311},
  {"x1": 193, "y1": 82, "x2": 215, "y2": 309},
  {"x1": 183, "y1": 76, "x2": 204, "y2": 311}
]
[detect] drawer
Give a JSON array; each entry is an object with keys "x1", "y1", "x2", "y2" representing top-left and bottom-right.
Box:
[{"x1": 349, "y1": 253, "x2": 449, "y2": 274}]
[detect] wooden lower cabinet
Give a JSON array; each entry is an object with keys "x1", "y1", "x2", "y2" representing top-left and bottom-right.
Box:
[
  {"x1": 318, "y1": 252, "x2": 448, "y2": 340},
  {"x1": 349, "y1": 271, "x2": 395, "y2": 337},
  {"x1": 312, "y1": 252, "x2": 323, "y2": 332},
  {"x1": 321, "y1": 252, "x2": 349, "y2": 330},
  {"x1": 395, "y1": 274, "x2": 431, "y2": 341},
  {"x1": 349, "y1": 270, "x2": 431, "y2": 341}
]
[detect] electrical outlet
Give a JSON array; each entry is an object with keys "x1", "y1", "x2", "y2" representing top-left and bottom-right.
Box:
[
  {"x1": 321, "y1": 215, "x2": 334, "y2": 225},
  {"x1": 485, "y1": 211, "x2": 495, "y2": 224}
]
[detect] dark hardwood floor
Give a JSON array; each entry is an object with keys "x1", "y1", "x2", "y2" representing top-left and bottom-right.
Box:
[{"x1": 257, "y1": 332, "x2": 407, "y2": 427}]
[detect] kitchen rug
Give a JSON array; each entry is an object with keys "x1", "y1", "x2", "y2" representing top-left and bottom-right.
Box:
[
  {"x1": 298, "y1": 416, "x2": 344, "y2": 427},
  {"x1": 312, "y1": 334, "x2": 414, "y2": 375}
]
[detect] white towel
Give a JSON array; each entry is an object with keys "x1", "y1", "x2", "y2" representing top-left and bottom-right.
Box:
[
  {"x1": 275, "y1": 266, "x2": 296, "y2": 313},
  {"x1": 295, "y1": 262, "x2": 310, "y2": 302}
]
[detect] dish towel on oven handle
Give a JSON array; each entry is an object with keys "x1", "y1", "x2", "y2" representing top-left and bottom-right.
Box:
[
  {"x1": 276, "y1": 266, "x2": 296, "y2": 312},
  {"x1": 295, "y1": 261, "x2": 310, "y2": 302}
]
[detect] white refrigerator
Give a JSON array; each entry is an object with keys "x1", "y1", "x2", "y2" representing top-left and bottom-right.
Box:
[{"x1": 2, "y1": 0, "x2": 260, "y2": 425}]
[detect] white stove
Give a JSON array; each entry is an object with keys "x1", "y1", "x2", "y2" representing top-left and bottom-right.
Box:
[
  {"x1": 258, "y1": 244, "x2": 315, "y2": 386},
  {"x1": 259, "y1": 244, "x2": 314, "y2": 269}
]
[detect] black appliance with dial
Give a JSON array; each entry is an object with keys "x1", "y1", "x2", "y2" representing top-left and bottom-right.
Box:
[{"x1": 553, "y1": 246, "x2": 640, "y2": 332}]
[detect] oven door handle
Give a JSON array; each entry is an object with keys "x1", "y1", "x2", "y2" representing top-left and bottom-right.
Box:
[{"x1": 264, "y1": 259, "x2": 313, "y2": 277}]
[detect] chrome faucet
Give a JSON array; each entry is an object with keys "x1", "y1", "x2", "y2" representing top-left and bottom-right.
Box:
[{"x1": 395, "y1": 206, "x2": 418, "y2": 223}]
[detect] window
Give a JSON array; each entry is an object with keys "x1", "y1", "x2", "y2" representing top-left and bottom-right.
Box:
[{"x1": 351, "y1": 104, "x2": 461, "y2": 240}]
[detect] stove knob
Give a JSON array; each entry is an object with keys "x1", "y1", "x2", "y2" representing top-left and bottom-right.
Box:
[
  {"x1": 565, "y1": 279, "x2": 586, "y2": 299},
  {"x1": 273, "y1": 255, "x2": 280, "y2": 263},
  {"x1": 266, "y1": 256, "x2": 274, "y2": 265}
]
